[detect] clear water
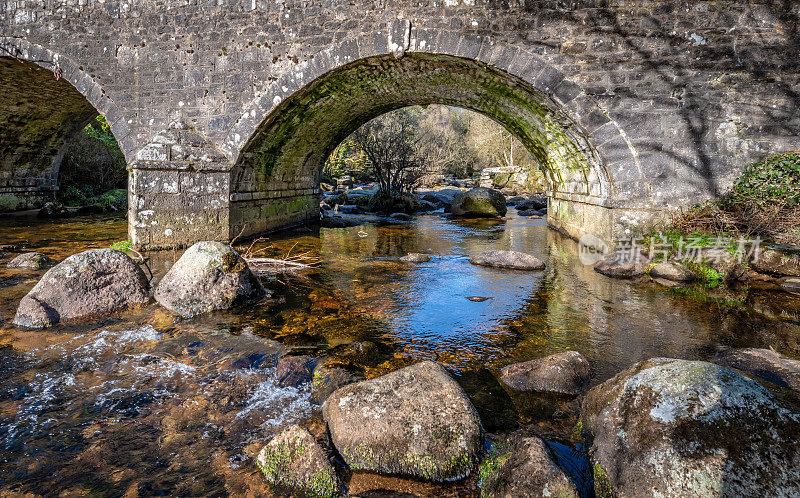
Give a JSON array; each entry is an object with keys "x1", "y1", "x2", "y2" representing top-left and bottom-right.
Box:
[{"x1": 1, "y1": 210, "x2": 799, "y2": 495}]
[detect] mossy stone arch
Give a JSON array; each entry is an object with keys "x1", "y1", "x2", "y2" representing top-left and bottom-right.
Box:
[
  {"x1": 0, "y1": 37, "x2": 132, "y2": 211},
  {"x1": 226, "y1": 32, "x2": 643, "y2": 243}
]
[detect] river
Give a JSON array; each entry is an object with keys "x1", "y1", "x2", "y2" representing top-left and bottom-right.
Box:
[{"x1": 1, "y1": 210, "x2": 799, "y2": 495}]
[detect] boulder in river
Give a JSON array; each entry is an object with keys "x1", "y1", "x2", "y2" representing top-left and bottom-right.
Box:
[
  {"x1": 581, "y1": 357, "x2": 800, "y2": 497},
  {"x1": 750, "y1": 247, "x2": 800, "y2": 277},
  {"x1": 516, "y1": 209, "x2": 541, "y2": 217},
  {"x1": 715, "y1": 347, "x2": 800, "y2": 393},
  {"x1": 311, "y1": 364, "x2": 358, "y2": 404},
  {"x1": 12, "y1": 248, "x2": 149, "y2": 328},
  {"x1": 479, "y1": 434, "x2": 578, "y2": 498},
  {"x1": 421, "y1": 188, "x2": 462, "y2": 207},
  {"x1": 323, "y1": 360, "x2": 483, "y2": 481},
  {"x1": 256, "y1": 424, "x2": 339, "y2": 498},
  {"x1": 154, "y1": 241, "x2": 266, "y2": 318},
  {"x1": 515, "y1": 197, "x2": 547, "y2": 211},
  {"x1": 389, "y1": 212, "x2": 412, "y2": 221},
  {"x1": 470, "y1": 250, "x2": 545, "y2": 271},
  {"x1": 500, "y1": 351, "x2": 592, "y2": 396},
  {"x1": 648, "y1": 261, "x2": 695, "y2": 282},
  {"x1": 7, "y1": 252, "x2": 56, "y2": 270},
  {"x1": 593, "y1": 250, "x2": 648, "y2": 278},
  {"x1": 399, "y1": 252, "x2": 432, "y2": 263},
  {"x1": 448, "y1": 187, "x2": 507, "y2": 218}
]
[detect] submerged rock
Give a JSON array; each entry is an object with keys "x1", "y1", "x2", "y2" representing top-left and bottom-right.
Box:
[
  {"x1": 470, "y1": 250, "x2": 545, "y2": 271},
  {"x1": 648, "y1": 261, "x2": 695, "y2": 281},
  {"x1": 500, "y1": 351, "x2": 592, "y2": 396},
  {"x1": 448, "y1": 187, "x2": 507, "y2": 218},
  {"x1": 275, "y1": 355, "x2": 318, "y2": 388},
  {"x1": 715, "y1": 347, "x2": 800, "y2": 393},
  {"x1": 154, "y1": 241, "x2": 266, "y2": 318},
  {"x1": 7, "y1": 252, "x2": 56, "y2": 270},
  {"x1": 323, "y1": 360, "x2": 483, "y2": 481},
  {"x1": 582, "y1": 358, "x2": 800, "y2": 497},
  {"x1": 479, "y1": 434, "x2": 578, "y2": 498},
  {"x1": 593, "y1": 250, "x2": 648, "y2": 278},
  {"x1": 399, "y1": 252, "x2": 432, "y2": 263},
  {"x1": 389, "y1": 212, "x2": 412, "y2": 221},
  {"x1": 12, "y1": 249, "x2": 149, "y2": 328},
  {"x1": 256, "y1": 424, "x2": 339, "y2": 498}
]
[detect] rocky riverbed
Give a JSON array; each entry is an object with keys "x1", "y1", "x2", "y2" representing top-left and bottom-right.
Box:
[{"x1": 1, "y1": 209, "x2": 800, "y2": 496}]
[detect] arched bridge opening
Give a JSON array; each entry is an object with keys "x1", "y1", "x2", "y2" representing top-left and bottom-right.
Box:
[{"x1": 227, "y1": 52, "x2": 625, "y2": 244}]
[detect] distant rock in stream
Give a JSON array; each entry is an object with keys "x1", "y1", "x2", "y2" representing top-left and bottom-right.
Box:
[
  {"x1": 582, "y1": 357, "x2": 800, "y2": 496},
  {"x1": 323, "y1": 361, "x2": 483, "y2": 481},
  {"x1": 593, "y1": 250, "x2": 648, "y2": 278},
  {"x1": 6, "y1": 252, "x2": 56, "y2": 270},
  {"x1": 500, "y1": 351, "x2": 592, "y2": 396},
  {"x1": 470, "y1": 250, "x2": 545, "y2": 271},
  {"x1": 13, "y1": 249, "x2": 149, "y2": 328},
  {"x1": 399, "y1": 252, "x2": 432, "y2": 263},
  {"x1": 154, "y1": 241, "x2": 266, "y2": 318},
  {"x1": 447, "y1": 187, "x2": 507, "y2": 218}
]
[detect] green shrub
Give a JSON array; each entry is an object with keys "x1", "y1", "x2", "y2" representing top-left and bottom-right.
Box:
[{"x1": 721, "y1": 151, "x2": 800, "y2": 210}]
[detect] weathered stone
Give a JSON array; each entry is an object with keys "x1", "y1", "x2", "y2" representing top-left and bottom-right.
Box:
[
  {"x1": 448, "y1": 187, "x2": 507, "y2": 218},
  {"x1": 470, "y1": 250, "x2": 545, "y2": 270},
  {"x1": 421, "y1": 189, "x2": 463, "y2": 207},
  {"x1": 154, "y1": 241, "x2": 266, "y2": 318},
  {"x1": 256, "y1": 424, "x2": 339, "y2": 498},
  {"x1": 500, "y1": 351, "x2": 592, "y2": 396},
  {"x1": 323, "y1": 361, "x2": 483, "y2": 481},
  {"x1": 6, "y1": 252, "x2": 55, "y2": 270},
  {"x1": 648, "y1": 261, "x2": 695, "y2": 281},
  {"x1": 751, "y1": 248, "x2": 800, "y2": 277},
  {"x1": 582, "y1": 358, "x2": 800, "y2": 497},
  {"x1": 716, "y1": 348, "x2": 800, "y2": 393},
  {"x1": 388, "y1": 212, "x2": 412, "y2": 221},
  {"x1": 594, "y1": 250, "x2": 648, "y2": 278},
  {"x1": 479, "y1": 434, "x2": 578, "y2": 498},
  {"x1": 311, "y1": 365, "x2": 358, "y2": 404},
  {"x1": 12, "y1": 249, "x2": 149, "y2": 328},
  {"x1": 333, "y1": 204, "x2": 361, "y2": 214},
  {"x1": 399, "y1": 252, "x2": 432, "y2": 263},
  {"x1": 782, "y1": 277, "x2": 800, "y2": 292},
  {"x1": 515, "y1": 197, "x2": 547, "y2": 211},
  {"x1": 516, "y1": 209, "x2": 541, "y2": 217},
  {"x1": 275, "y1": 355, "x2": 318, "y2": 388}
]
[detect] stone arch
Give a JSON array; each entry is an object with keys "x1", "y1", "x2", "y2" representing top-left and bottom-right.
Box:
[
  {"x1": 0, "y1": 37, "x2": 132, "y2": 211},
  {"x1": 224, "y1": 27, "x2": 645, "y2": 242}
]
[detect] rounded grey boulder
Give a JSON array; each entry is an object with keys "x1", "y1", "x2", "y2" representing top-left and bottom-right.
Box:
[
  {"x1": 582, "y1": 358, "x2": 800, "y2": 496},
  {"x1": 715, "y1": 347, "x2": 800, "y2": 393},
  {"x1": 648, "y1": 261, "x2": 695, "y2": 282},
  {"x1": 323, "y1": 360, "x2": 483, "y2": 481},
  {"x1": 594, "y1": 250, "x2": 648, "y2": 278},
  {"x1": 7, "y1": 252, "x2": 56, "y2": 270},
  {"x1": 448, "y1": 187, "x2": 507, "y2": 218},
  {"x1": 154, "y1": 241, "x2": 266, "y2": 318},
  {"x1": 479, "y1": 434, "x2": 578, "y2": 498},
  {"x1": 470, "y1": 250, "x2": 545, "y2": 270},
  {"x1": 12, "y1": 249, "x2": 149, "y2": 328},
  {"x1": 256, "y1": 424, "x2": 339, "y2": 498},
  {"x1": 500, "y1": 351, "x2": 592, "y2": 396}
]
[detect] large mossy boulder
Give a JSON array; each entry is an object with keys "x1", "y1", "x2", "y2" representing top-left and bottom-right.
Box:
[
  {"x1": 448, "y1": 187, "x2": 507, "y2": 218},
  {"x1": 479, "y1": 434, "x2": 578, "y2": 498},
  {"x1": 256, "y1": 424, "x2": 339, "y2": 498},
  {"x1": 500, "y1": 351, "x2": 592, "y2": 396},
  {"x1": 12, "y1": 249, "x2": 149, "y2": 328},
  {"x1": 582, "y1": 358, "x2": 800, "y2": 497},
  {"x1": 322, "y1": 360, "x2": 483, "y2": 481},
  {"x1": 154, "y1": 241, "x2": 266, "y2": 318}
]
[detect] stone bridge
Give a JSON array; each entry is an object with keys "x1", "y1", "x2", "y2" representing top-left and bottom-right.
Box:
[{"x1": 1, "y1": 1, "x2": 798, "y2": 249}]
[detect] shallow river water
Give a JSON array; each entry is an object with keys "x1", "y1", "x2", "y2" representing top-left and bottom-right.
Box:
[{"x1": 1, "y1": 211, "x2": 799, "y2": 496}]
